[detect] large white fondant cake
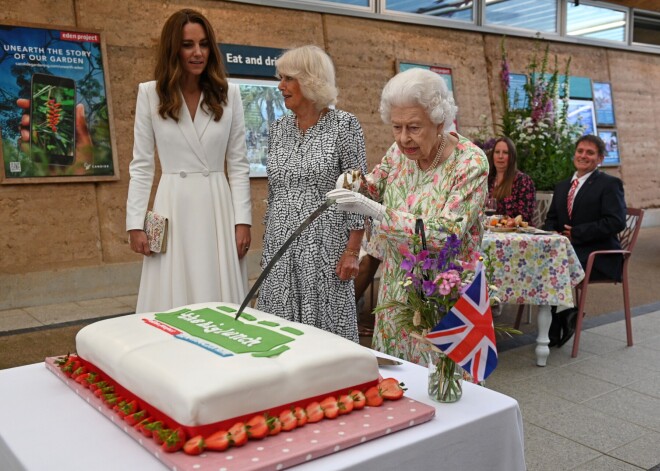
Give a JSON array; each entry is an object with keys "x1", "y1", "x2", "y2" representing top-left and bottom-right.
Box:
[{"x1": 75, "y1": 302, "x2": 380, "y2": 434}]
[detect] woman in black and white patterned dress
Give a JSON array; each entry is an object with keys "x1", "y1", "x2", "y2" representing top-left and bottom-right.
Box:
[{"x1": 256, "y1": 45, "x2": 367, "y2": 342}]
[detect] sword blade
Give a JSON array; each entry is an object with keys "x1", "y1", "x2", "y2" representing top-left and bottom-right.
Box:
[{"x1": 235, "y1": 199, "x2": 336, "y2": 320}]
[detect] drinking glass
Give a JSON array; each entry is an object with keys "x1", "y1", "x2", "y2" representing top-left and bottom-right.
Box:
[{"x1": 485, "y1": 197, "x2": 498, "y2": 217}]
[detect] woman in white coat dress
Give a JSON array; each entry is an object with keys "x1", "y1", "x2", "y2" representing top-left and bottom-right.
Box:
[{"x1": 126, "y1": 9, "x2": 251, "y2": 313}]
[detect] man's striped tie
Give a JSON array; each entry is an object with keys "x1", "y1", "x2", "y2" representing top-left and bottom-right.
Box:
[{"x1": 567, "y1": 179, "x2": 579, "y2": 219}]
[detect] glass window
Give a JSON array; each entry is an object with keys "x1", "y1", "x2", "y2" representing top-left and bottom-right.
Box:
[
  {"x1": 289, "y1": 0, "x2": 371, "y2": 7},
  {"x1": 384, "y1": 0, "x2": 474, "y2": 23},
  {"x1": 484, "y1": 0, "x2": 557, "y2": 33},
  {"x1": 566, "y1": 1, "x2": 626, "y2": 42},
  {"x1": 323, "y1": 0, "x2": 370, "y2": 5},
  {"x1": 633, "y1": 10, "x2": 660, "y2": 47}
]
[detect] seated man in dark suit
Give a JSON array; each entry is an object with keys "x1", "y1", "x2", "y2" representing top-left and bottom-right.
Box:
[{"x1": 544, "y1": 134, "x2": 627, "y2": 347}]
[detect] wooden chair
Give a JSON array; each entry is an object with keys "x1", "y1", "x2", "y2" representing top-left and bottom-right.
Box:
[{"x1": 570, "y1": 207, "x2": 644, "y2": 357}]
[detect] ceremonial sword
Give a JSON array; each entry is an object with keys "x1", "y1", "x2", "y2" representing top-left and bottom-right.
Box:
[{"x1": 234, "y1": 199, "x2": 337, "y2": 320}]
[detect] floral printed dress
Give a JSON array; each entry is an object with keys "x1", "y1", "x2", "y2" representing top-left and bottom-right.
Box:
[
  {"x1": 365, "y1": 133, "x2": 489, "y2": 364},
  {"x1": 256, "y1": 109, "x2": 367, "y2": 343},
  {"x1": 489, "y1": 171, "x2": 536, "y2": 224}
]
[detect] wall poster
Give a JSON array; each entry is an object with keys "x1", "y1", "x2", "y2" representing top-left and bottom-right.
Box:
[
  {"x1": 0, "y1": 23, "x2": 118, "y2": 184},
  {"x1": 598, "y1": 129, "x2": 620, "y2": 167},
  {"x1": 566, "y1": 98, "x2": 597, "y2": 136},
  {"x1": 230, "y1": 77, "x2": 286, "y2": 178},
  {"x1": 396, "y1": 61, "x2": 457, "y2": 132},
  {"x1": 593, "y1": 81, "x2": 616, "y2": 127}
]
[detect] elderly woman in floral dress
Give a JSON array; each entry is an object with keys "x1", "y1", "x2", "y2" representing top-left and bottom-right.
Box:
[{"x1": 328, "y1": 68, "x2": 489, "y2": 364}]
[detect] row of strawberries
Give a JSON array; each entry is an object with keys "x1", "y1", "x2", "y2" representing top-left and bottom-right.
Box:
[{"x1": 56, "y1": 354, "x2": 406, "y2": 456}]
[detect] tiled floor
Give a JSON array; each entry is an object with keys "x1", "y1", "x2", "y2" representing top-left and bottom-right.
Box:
[{"x1": 1, "y1": 298, "x2": 660, "y2": 470}]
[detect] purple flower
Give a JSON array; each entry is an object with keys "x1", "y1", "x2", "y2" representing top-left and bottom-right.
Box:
[
  {"x1": 500, "y1": 59, "x2": 510, "y2": 89},
  {"x1": 422, "y1": 279, "x2": 436, "y2": 297}
]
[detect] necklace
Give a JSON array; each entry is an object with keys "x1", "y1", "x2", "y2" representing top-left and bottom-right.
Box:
[{"x1": 416, "y1": 134, "x2": 447, "y2": 172}]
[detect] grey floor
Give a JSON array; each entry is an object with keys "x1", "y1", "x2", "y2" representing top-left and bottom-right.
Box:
[{"x1": 2, "y1": 297, "x2": 660, "y2": 470}]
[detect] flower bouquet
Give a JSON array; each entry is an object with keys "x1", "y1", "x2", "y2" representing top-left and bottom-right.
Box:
[
  {"x1": 377, "y1": 230, "x2": 519, "y2": 403},
  {"x1": 376, "y1": 233, "x2": 479, "y2": 403}
]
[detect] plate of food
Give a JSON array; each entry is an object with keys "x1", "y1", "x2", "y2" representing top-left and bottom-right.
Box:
[
  {"x1": 489, "y1": 226, "x2": 518, "y2": 233},
  {"x1": 487, "y1": 215, "x2": 529, "y2": 232}
]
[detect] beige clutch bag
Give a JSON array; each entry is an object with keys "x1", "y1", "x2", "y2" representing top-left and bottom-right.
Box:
[{"x1": 144, "y1": 210, "x2": 168, "y2": 254}]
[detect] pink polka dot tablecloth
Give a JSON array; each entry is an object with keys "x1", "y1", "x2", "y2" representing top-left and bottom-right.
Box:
[{"x1": 46, "y1": 357, "x2": 436, "y2": 471}]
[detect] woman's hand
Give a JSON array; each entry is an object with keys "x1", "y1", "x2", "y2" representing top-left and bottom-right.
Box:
[
  {"x1": 327, "y1": 189, "x2": 386, "y2": 220},
  {"x1": 336, "y1": 250, "x2": 360, "y2": 281},
  {"x1": 235, "y1": 224, "x2": 252, "y2": 260},
  {"x1": 129, "y1": 229, "x2": 151, "y2": 256}
]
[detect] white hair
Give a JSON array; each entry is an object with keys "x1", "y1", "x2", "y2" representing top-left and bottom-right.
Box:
[
  {"x1": 379, "y1": 68, "x2": 457, "y2": 126},
  {"x1": 276, "y1": 45, "x2": 338, "y2": 110}
]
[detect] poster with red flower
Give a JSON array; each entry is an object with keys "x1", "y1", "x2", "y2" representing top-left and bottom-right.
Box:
[{"x1": 0, "y1": 22, "x2": 118, "y2": 184}]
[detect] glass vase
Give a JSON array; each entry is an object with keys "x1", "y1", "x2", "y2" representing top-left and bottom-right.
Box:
[{"x1": 427, "y1": 350, "x2": 463, "y2": 403}]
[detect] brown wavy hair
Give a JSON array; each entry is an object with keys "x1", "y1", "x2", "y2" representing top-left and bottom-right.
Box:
[
  {"x1": 154, "y1": 9, "x2": 228, "y2": 122},
  {"x1": 488, "y1": 136, "x2": 518, "y2": 199}
]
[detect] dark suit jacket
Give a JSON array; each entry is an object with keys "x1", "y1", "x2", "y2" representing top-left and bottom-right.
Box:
[{"x1": 544, "y1": 170, "x2": 626, "y2": 281}]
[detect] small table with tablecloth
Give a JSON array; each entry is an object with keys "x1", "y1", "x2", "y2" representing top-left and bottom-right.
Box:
[{"x1": 482, "y1": 230, "x2": 585, "y2": 366}]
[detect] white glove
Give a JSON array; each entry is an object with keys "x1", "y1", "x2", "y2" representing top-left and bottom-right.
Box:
[
  {"x1": 335, "y1": 170, "x2": 362, "y2": 191},
  {"x1": 327, "y1": 188, "x2": 386, "y2": 221}
]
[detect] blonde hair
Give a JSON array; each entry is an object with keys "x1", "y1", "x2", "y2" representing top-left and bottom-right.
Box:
[
  {"x1": 379, "y1": 68, "x2": 457, "y2": 125},
  {"x1": 276, "y1": 45, "x2": 337, "y2": 110}
]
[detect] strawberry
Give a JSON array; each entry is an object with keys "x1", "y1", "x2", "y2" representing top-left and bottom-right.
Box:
[
  {"x1": 162, "y1": 428, "x2": 186, "y2": 453},
  {"x1": 134, "y1": 417, "x2": 152, "y2": 433},
  {"x1": 305, "y1": 401, "x2": 324, "y2": 423},
  {"x1": 80, "y1": 372, "x2": 99, "y2": 388},
  {"x1": 55, "y1": 354, "x2": 73, "y2": 367},
  {"x1": 228, "y1": 422, "x2": 247, "y2": 447},
  {"x1": 267, "y1": 415, "x2": 282, "y2": 436},
  {"x1": 74, "y1": 372, "x2": 91, "y2": 385},
  {"x1": 365, "y1": 386, "x2": 383, "y2": 407},
  {"x1": 279, "y1": 409, "x2": 297, "y2": 431},
  {"x1": 205, "y1": 430, "x2": 230, "y2": 451},
  {"x1": 293, "y1": 406, "x2": 308, "y2": 427},
  {"x1": 350, "y1": 390, "x2": 366, "y2": 410},
  {"x1": 246, "y1": 414, "x2": 268, "y2": 440},
  {"x1": 89, "y1": 380, "x2": 108, "y2": 392},
  {"x1": 62, "y1": 360, "x2": 81, "y2": 377},
  {"x1": 71, "y1": 366, "x2": 88, "y2": 379},
  {"x1": 143, "y1": 420, "x2": 164, "y2": 438},
  {"x1": 379, "y1": 378, "x2": 406, "y2": 400},
  {"x1": 103, "y1": 393, "x2": 121, "y2": 408},
  {"x1": 117, "y1": 399, "x2": 138, "y2": 417},
  {"x1": 94, "y1": 385, "x2": 114, "y2": 397},
  {"x1": 320, "y1": 396, "x2": 339, "y2": 419},
  {"x1": 124, "y1": 410, "x2": 147, "y2": 426},
  {"x1": 337, "y1": 394, "x2": 354, "y2": 415},
  {"x1": 183, "y1": 435, "x2": 205, "y2": 455},
  {"x1": 154, "y1": 428, "x2": 172, "y2": 446}
]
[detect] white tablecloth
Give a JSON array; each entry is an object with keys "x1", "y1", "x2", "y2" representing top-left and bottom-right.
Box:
[{"x1": 0, "y1": 359, "x2": 525, "y2": 471}]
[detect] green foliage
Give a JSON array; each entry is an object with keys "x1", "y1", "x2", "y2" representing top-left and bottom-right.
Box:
[{"x1": 499, "y1": 38, "x2": 583, "y2": 191}]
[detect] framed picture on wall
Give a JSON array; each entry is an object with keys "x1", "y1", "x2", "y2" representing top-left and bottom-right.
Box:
[
  {"x1": 598, "y1": 130, "x2": 620, "y2": 167},
  {"x1": 507, "y1": 73, "x2": 528, "y2": 110},
  {"x1": 396, "y1": 61, "x2": 457, "y2": 132},
  {"x1": 566, "y1": 99, "x2": 597, "y2": 136},
  {"x1": 593, "y1": 81, "x2": 616, "y2": 127},
  {"x1": 0, "y1": 22, "x2": 118, "y2": 184},
  {"x1": 230, "y1": 77, "x2": 287, "y2": 178}
]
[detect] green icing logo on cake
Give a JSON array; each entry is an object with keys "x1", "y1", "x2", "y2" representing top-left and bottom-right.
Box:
[{"x1": 153, "y1": 305, "x2": 302, "y2": 358}]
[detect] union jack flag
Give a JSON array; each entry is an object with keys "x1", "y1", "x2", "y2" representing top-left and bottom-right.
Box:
[{"x1": 426, "y1": 262, "x2": 498, "y2": 383}]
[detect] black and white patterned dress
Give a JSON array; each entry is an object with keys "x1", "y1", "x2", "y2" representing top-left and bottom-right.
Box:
[{"x1": 256, "y1": 109, "x2": 367, "y2": 342}]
